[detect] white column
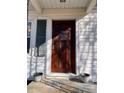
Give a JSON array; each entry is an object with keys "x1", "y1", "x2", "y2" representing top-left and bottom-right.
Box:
[
  {"x1": 46, "y1": 18, "x2": 52, "y2": 75},
  {"x1": 30, "y1": 19, "x2": 37, "y2": 49}
]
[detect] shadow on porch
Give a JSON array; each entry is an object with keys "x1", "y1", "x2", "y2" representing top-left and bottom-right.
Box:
[{"x1": 27, "y1": 76, "x2": 96, "y2": 93}]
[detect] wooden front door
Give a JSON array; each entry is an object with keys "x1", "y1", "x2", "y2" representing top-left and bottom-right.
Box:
[{"x1": 51, "y1": 20, "x2": 76, "y2": 73}]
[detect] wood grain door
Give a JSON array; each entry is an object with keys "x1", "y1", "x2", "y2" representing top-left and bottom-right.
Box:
[{"x1": 51, "y1": 20, "x2": 76, "y2": 73}]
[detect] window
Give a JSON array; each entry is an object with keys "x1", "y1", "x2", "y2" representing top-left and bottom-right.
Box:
[{"x1": 27, "y1": 22, "x2": 32, "y2": 53}]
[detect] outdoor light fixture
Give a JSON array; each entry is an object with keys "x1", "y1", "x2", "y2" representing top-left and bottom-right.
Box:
[{"x1": 60, "y1": 0, "x2": 66, "y2": 3}]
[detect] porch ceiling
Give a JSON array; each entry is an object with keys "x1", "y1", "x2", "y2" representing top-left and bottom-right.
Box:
[
  {"x1": 28, "y1": 0, "x2": 96, "y2": 15},
  {"x1": 39, "y1": 0, "x2": 91, "y2": 9}
]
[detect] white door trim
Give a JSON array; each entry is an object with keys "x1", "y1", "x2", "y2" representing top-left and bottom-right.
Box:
[
  {"x1": 46, "y1": 19, "x2": 80, "y2": 77},
  {"x1": 35, "y1": 17, "x2": 80, "y2": 77}
]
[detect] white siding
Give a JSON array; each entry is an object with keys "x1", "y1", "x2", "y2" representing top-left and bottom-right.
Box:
[{"x1": 76, "y1": 10, "x2": 97, "y2": 82}]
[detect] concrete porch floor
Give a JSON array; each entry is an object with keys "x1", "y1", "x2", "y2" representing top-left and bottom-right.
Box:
[{"x1": 27, "y1": 77, "x2": 96, "y2": 93}]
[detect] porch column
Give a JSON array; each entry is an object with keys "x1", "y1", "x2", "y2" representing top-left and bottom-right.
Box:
[{"x1": 46, "y1": 18, "x2": 52, "y2": 75}]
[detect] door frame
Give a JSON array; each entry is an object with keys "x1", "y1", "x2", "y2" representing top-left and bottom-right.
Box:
[{"x1": 46, "y1": 18, "x2": 80, "y2": 77}]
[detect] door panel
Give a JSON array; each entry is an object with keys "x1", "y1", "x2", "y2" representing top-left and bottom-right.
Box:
[{"x1": 51, "y1": 20, "x2": 76, "y2": 73}]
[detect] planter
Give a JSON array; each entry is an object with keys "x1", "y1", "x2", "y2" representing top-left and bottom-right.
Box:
[{"x1": 34, "y1": 73, "x2": 43, "y2": 82}]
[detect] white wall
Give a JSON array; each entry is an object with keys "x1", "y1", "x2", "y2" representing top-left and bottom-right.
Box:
[
  {"x1": 27, "y1": 16, "x2": 49, "y2": 80},
  {"x1": 76, "y1": 10, "x2": 97, "y2": 82}
]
